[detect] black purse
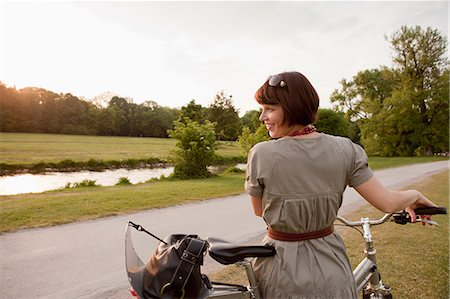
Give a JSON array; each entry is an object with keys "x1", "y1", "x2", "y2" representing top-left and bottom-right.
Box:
[{"x1": 143, "y1": 234, "x2": 212, "y2": 299}]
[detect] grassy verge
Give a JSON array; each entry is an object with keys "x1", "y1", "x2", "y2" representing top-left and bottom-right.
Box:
[
  {"x1": 209, "y1": 170, "x2": 449, "y2": 298},
  {"x1": 0, "y1": 173, "x2": 245, "y2": 233}
]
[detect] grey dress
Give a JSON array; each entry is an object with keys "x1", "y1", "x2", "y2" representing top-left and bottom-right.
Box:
[{"x1": 245, "y1": 134, "x2": 373, "y2": 299}]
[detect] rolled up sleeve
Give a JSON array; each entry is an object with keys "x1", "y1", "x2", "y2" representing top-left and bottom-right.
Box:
[
  {"x1": 245, "y1": 146, "x2": 264, "y2": 198},
  {"x1": 349, "y1": 143, "x2": 373, "y2": 187}
]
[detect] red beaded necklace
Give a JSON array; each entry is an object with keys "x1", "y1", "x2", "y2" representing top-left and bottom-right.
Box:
[{"x1": 287, "y1": 125, "x2": 317, "y2": 137}]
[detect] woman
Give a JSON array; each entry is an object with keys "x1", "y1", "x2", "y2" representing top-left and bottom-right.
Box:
[{"x1": 245, "y1": 71, "x2": 436, "y2": 298}]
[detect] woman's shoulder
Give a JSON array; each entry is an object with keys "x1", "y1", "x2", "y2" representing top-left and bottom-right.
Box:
[
  {"x1": 321, "y1": 134, "x2": 368, "y2": 161},
  {"x1": 250, "y1": 140, "x2": 276, "y2": 153},
  {"x1": 249, "y1": 140, "x2": 285, "y2": 160},
  {"x1": 321, "y1": 133, "x2": 354, "y2": 146}
]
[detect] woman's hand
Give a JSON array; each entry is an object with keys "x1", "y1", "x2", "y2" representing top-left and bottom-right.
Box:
[{"x1": 404, "y1": 192, "x2": 437, "y2": 225}]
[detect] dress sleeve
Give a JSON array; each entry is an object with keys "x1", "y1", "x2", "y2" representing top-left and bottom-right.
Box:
[
  {"x1": 245, "y1": 145, "x2": 264, "y2": 198},
  {"x1": 349, "y1": 143, "x2": 373, "y2": 187}
]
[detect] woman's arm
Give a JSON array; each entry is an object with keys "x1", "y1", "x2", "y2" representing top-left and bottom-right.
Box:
[
  {"x1": 354, "y1": 176, "x2": 437, "y2": 221},
  {"x1": 250, "y1": 195, "x2": 263, "y2": 217}
]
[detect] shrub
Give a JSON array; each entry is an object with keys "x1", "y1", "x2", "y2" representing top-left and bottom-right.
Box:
[
  {"x1": 223, "y1": 167, "x2": 244, "y2": 174},
  {"x1": 168, "y1": 118, "x2": 217, "y2": 179},
  {"x1": 116, "y1": 177, "x2": 132, "y2": 185},
  {"x1": 237, "y1": 124, "x2": 270, "y2": 155},
  {"x1": 65, "y1": 180, "x2": 98, "y2": 188}
]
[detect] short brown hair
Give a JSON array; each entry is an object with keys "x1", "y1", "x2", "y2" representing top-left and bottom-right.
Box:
[{"x1": 255, "y1": 72, "x2": 319, "y2": 126}]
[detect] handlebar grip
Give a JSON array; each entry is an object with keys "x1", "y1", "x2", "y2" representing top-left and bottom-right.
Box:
[{"x1": 414, "y1": 206, "x2": 447, "y2": 215}]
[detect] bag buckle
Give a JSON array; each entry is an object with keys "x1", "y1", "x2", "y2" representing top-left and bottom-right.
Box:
[{"x1": 160, "y1": 282, "x2": 185, "y2": 299}]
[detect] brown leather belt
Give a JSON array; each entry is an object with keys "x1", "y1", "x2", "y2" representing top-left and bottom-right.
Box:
[{"x1": 268, "y1": 225, "x2": 333, "y2": 242}]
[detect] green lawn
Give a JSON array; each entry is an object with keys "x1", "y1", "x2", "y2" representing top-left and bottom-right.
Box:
[
  {"x1": 341, "y1": 170, "x2": 449, "y2": 298},
  {"x1": 0, "y1": 132, "x2": 176, "y2": 164},
  {"x1": 0, "y1": 132, "x2": 243, "y2": 165}
]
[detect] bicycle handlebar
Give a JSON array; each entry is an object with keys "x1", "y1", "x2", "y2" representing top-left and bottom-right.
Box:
[
  {"x1": 413, "y1": 206, "x2": 447, "y2": 215},
  {"x1": 336, "y1": 206, "x2": 447, "y2": 226}
]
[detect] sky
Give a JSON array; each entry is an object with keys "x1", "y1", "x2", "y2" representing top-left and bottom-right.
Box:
[{"x1": 1, "y1": 1, "x2": 448, "y2": 116}]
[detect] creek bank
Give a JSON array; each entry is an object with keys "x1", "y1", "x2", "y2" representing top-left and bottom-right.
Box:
[
  {"x1": 0, "y1": 155, "x2": 246, "y2": 176},
  {"x1": 0, "y1": 158, "x2": 166, "y2": 176}
]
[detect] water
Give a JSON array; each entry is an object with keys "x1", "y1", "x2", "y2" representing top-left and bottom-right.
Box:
[
  {"x1": 0, "y1": 167, "x2": 174, "y2": 196},
  {"x1": 0, "y1": 164, "x2": 246, "y2": 196}
]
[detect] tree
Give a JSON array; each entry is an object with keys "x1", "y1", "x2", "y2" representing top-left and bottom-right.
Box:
[
  {"x1": 241, "y1": 110, "x2": 261, "y2": 133},
  {"x1": 57, "y1": 93, "x2": 97, "y2": 135},
  {"x1": 331, "y1": 68, "x2": 396, "y2": 121},
  {"x1": 141, "y1": 106, "x2": 178, "y2": 137},
  {"x1": 168, "y1": 118, "x2": 217, "y2": 179},
  {"x1": 331, "y1": 26, "x2": 448, "y2": 156},
  {"x1": 108, "y1": 96, "x2": 138, "y2": 136},
  {"x1": 388, "y1": 26, "x2": 448, "y2": 156},
  {"x1": 97, "y1": 107, "x2": 119, "y2": 135},
  {"x1": 0, "y1": 82, "x2": 21, "y2": 131},
  {"x1": 207, "y1": 91, "x2": 242, "y2": 141},
  {"x1": 315, "y1": 109, "x2": 350, "y2": 138},
  {"x1": 178, "y1": 100, "x2": 207, "y2": 124}
]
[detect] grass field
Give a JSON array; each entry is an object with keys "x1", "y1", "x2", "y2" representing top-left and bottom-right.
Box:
[
  {"x1": 0, "y1": 132, "x2": 242, "y2": 164},
  {"x1": 209, "y1": 170, "x2": 449, "y2": 298},
  {"x1": 0, "y1": 132, "x2": 447, "y2": 167},
  {"x1": 0, "y1": 133, "x2": 177, "y2": 164}
]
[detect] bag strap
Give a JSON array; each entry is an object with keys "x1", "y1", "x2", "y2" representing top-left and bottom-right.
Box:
[{"x1": 161, "y1": 237, "x2": 208, "y2": 298}]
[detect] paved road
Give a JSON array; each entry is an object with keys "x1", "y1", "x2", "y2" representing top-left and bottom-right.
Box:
[{"x1": 0, "y1": 161, "x2": 447, "y2": 298}]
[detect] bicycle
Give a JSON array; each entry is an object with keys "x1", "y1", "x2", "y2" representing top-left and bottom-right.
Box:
[{"x1": 125, "y1": 206, "x2": 446, "y2": 299}]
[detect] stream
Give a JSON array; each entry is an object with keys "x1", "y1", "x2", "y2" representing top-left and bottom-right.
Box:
[{"x1": 0, "y1": 164, "x2": 246, "y2": 196}]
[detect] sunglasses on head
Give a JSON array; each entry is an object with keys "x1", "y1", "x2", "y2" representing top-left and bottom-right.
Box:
[{"x1": 268, "y1": 74, "x2": 286, "y2": 87}]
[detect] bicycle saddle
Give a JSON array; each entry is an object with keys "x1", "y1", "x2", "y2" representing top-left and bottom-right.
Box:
[{"x1": 207, "y1": 237, "x2": 276, "y2": 265}]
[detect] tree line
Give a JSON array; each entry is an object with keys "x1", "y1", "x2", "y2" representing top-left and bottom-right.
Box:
[
  {"x1": 0, "y1": 82, "x2": 348, "y2": 141},
  {"x1": 0, "y1": 85, "x2": 178, "y2": 138},
  {"x1": 0, "y1": 85, "x2": 241, "y2": 139}
]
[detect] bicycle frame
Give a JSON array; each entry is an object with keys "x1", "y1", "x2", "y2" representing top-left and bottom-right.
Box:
[{"x1": 336, "y1": 214, "x2": 393, "y2": 298}]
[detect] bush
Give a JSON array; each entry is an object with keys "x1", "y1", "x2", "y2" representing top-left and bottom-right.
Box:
[
  {"x1": 168, "y1": 118, "x2": 217, "y2": 179},
  {"x1": 223, "y1": 167, "x2": 244, "y2": 174},
  {"x1": 237, "y1": 124, "x2": 270, "y2": 155},
  {"x1": 116, "y1": 177, "x2": 132, "y2": 185},
  {"x1": 65, "y1": 180, "x2": 98, "y2": 188}
]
